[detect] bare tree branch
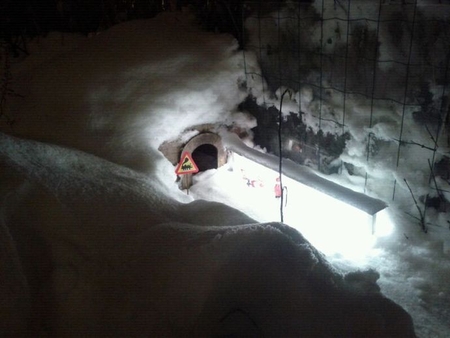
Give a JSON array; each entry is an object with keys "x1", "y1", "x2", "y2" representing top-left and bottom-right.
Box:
[{"x1": 404, "y1": 178, "x2": 428, "y2": 233}]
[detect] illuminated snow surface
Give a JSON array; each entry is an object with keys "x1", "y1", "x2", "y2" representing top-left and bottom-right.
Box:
[{"x1": 0, "y1": 10, "x2": 449, "y2": 337}]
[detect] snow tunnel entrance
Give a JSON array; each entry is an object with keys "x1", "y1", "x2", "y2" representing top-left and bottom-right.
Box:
[
  {"x1": 177, "y1": 132, "x2": 227, "y2": 189},
  {"x1": 192, "y1": 144, "x2": 218, "y2": 172}
]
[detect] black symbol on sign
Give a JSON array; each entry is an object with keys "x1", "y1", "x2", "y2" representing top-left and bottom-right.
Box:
[
  {"x1": 181, "y1": 158, "x2": 193, "y2": 171},
  {"x1": 182, "y1": 163, "x2": 193, "y2": 170}
]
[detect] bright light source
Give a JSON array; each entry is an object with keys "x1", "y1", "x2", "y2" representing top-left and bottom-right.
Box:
[
  {"x1": 372, "y1": 208, "x2": 394, "y2": 238},
  {"x1": 229, "y1": 153, "x2": 393, "y2": 261}
]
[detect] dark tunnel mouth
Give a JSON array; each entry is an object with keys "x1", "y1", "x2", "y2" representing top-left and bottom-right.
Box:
[{"x1": 192, "y1": 144, "x2": 218, "y2": 172}]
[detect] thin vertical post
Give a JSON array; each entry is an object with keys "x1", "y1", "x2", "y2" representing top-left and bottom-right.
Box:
[
  {"x1": 277, "y1": 1, "x2": 282, "y2": 90},
  {"x1": 241, "y1": 2, "x2": 248, "y2": 84},
  {"x1": 364, "y1": 0, "x2": 383, "y2": 194},
  {"x1": 277, "y1": 3, "x2": 285, "y2": 223},
  {"x1": 278, "y1": 88, "x2": 290, "y2": 223},
  {"x1": 339, "y1": 0, "x2": 352, "y2": 175},
  {"x1": 393, "y1": 0, "x2": 418, "y2": 200},
  {"x1": 341, "y1": 0, "x2": 351, "y2": 137},
  {"x1": 318, "y1": 0, "x2": 325, "y2": 171},
  {"x1": 257, "y1": 1, "x2": 266, "y2": 105},
  {"x1": 297, "y1": 0, "x2": 302, "y2": 114}
]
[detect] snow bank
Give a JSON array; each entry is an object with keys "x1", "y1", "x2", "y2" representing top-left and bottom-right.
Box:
[{"x1": 0, "y1": 134, "x2": 415, "y2": 336}]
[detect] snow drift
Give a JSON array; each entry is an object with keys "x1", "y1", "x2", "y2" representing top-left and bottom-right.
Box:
[{"x1": 0, "y1": 133, "x2": 416, "y2": 336}]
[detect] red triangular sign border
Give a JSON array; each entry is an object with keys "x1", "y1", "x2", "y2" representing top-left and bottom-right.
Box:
[{"x1": 175, "y1": 152, "x2": 199, "y2": 175}]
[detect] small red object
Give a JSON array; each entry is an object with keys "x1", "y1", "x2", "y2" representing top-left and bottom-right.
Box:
[{"x1": 274, "y1": 177, "x2": 282, "y2": 198}]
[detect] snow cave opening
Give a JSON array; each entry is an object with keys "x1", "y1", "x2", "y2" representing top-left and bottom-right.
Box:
[{"x1": 192, "y1": 144, "x2": 218, "y2": 172}]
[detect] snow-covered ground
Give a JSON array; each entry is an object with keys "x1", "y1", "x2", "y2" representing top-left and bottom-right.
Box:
[
  {"x1": 189, "y1": 156, "x2": 450, "y2": 337},
  {"x1": 0, "y1": 9, "x2": 449, "y2": 337}
]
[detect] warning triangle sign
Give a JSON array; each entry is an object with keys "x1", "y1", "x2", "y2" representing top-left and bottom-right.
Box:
[{"x1": 175, "y1": 152, "x2": 199, "y2": 175}]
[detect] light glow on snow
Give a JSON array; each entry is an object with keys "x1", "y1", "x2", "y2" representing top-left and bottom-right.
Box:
[{"x1": 218, "y1": 154, "x2": 394, "y2": 260}]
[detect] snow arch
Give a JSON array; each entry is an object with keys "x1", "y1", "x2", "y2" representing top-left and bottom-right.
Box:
[
  {"x1": 182, "y1": 133, "x2": 227, "y2": 168},
  {"x1": 179, "y1": 132, "x2": 227, "y2": 188}
]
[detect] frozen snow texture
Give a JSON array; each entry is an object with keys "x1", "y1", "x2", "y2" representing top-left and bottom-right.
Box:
[{"x1": 0, "y1": 133, "x2": 416, "y2": 336}]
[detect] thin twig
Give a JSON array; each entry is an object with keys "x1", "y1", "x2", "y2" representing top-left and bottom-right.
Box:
[
  {"x1": 428, "y1": 159, "x2": 445, "y2": 201},
  {"x1": 393, "y1": 138, "x2": 435, "y2": 151},
  {"x1": 404, "y1": 179, "x2": 428, "y2": 233},
  {"x1": 424, "y1": 124, "x2": 438, "y2": 146},
  {"x1": 405, "y1": 211, "x2": 442, "y2": 229}
]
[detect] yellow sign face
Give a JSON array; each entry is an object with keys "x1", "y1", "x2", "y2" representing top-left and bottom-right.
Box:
[{"x1": 175, "y1": 152, "x2": 199, "y2": 175}]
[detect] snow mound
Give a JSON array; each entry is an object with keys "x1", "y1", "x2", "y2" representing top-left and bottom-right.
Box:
[
  {"x1": 4, "y1": 12, "x2": 251, "y2": 178},
  {"x1": 0, "y1": 134, "x2": 415, "y2": 336}
]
